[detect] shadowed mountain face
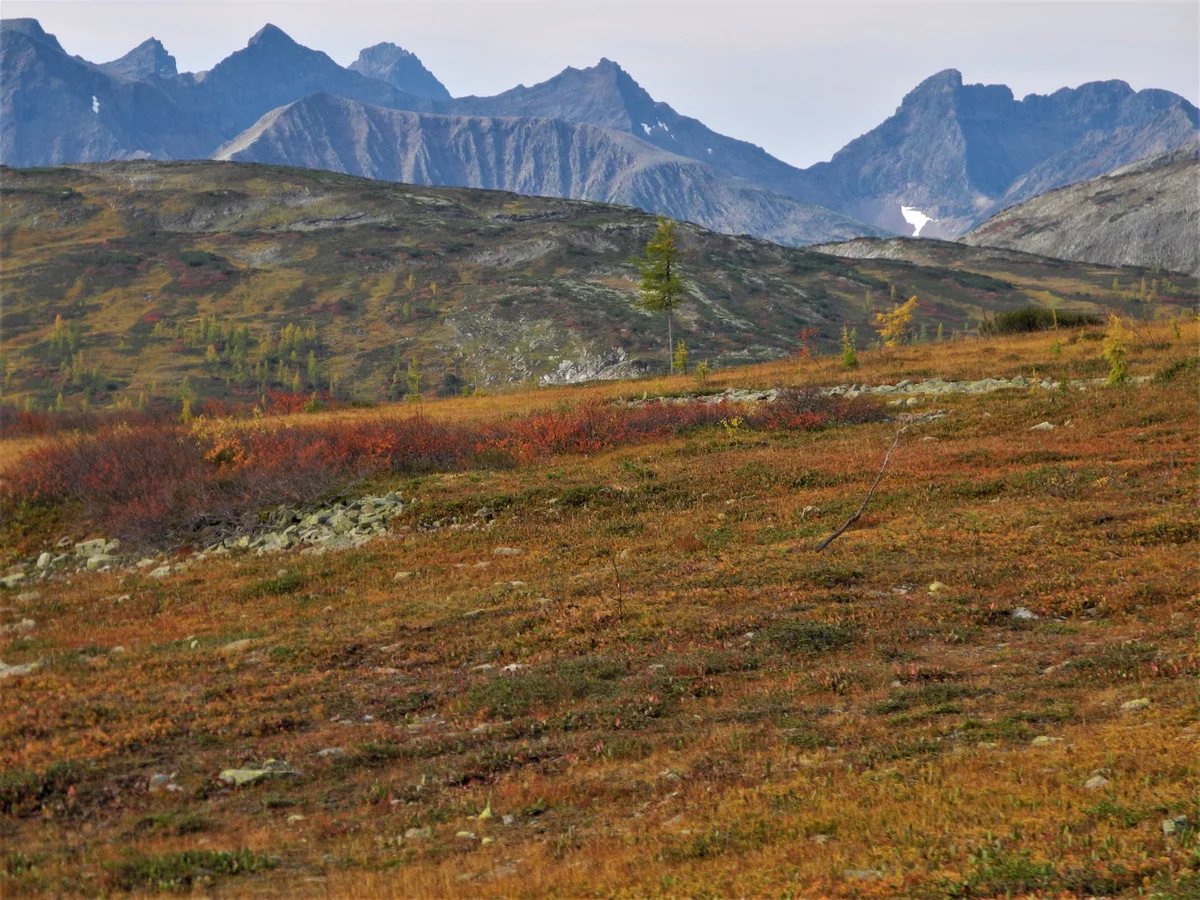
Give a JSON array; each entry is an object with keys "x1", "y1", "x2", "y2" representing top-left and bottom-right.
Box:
[
  {"x1": 1, "y1": 19, "x2": 1195, "y2": 246},
  {"x1": 99, "y1": 38, "x2": 177, "y2": 80},
  {"x1": 960, "y1": 144, "x2": 1200, "y2": 274},
  {"x1": 180, "y1": 25, "x2": 435, "y2": 141},
  {"x1": 349, "y1": 42, "x2": 450, "y2": 100},
  {"x1": 0, "y1": 18, "x2": 218, "y2": 165}
]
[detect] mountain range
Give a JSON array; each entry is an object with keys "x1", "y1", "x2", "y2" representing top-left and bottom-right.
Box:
[{"x1": 1, "y1": 17, "x2": 1197, "y2": 247}]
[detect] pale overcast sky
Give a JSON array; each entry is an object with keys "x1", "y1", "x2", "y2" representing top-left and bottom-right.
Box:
[{"x1": 5, "y1": 1, "x2": 1197, "y2": 167}]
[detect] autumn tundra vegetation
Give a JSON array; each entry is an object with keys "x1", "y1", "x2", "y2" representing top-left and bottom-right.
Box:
[{"x1": 0, "y1": 301, "x2": 1196, "y2": 899}]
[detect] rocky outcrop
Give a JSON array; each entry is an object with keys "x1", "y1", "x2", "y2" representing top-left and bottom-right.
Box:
[{"x1": 960, "y1": 145, "x2": 1200, "y2": 274}]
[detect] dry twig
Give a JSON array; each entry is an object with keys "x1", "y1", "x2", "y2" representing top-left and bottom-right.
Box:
[{"x1": 812, "y1": 426, "x2": 907, "y2": 552}]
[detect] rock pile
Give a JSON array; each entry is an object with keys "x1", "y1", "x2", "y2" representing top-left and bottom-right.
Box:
[{"x1": 1, "y1": 493, "x2": 409, "y2": 585}]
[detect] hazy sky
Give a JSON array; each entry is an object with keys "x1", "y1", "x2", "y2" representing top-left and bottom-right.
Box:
[{"x1": 6, "y1": 1, "x2": 1197, "y2": 167}]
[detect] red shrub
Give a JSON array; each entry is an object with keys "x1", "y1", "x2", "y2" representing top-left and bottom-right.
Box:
[{"x1": 2, "y1": 394, "x2": 878, "y2": 546}]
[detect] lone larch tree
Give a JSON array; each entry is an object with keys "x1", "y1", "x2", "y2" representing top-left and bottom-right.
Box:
[{"x1": 637, "y1": 215, "x2": 688, "y2": 373}]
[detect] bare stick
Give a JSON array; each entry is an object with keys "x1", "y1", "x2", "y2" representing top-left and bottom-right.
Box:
[{"x1": 812, "y1": 426, "x2": 906, "y2": 553}]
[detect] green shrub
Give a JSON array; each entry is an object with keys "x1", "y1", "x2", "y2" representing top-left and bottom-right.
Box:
[
  {"x1": 241, "y1": 572, "x2": 302, "y2": 597},
  {"x1": 979, "y1": 307, "x2": 1099, "y2": 335},
  {"x1": 765, "y1": 621, "x2": 857, "y2": 654},
  {"x1": 0, "y1": 761, "x2": 83, "y2": 817},
  {"x1": 1151, "y1": 355, "x2": 1199, "y2": 385},
  {"x1": 104, "y1": 850, "x2": 276, "y2": 892}
]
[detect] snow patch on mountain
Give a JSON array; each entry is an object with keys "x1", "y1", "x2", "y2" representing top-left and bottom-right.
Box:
[{"x1": 900, "y1": 205, "x2": 934, "y2": 236}]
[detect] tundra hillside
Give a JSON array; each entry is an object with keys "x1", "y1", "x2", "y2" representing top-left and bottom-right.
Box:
[
  {"x1": 0, "y1": 321, "x2": 1196, "y2": 898},
  {"x1": 2, "y1": 162, "x2": 1193, "y2": 411}
]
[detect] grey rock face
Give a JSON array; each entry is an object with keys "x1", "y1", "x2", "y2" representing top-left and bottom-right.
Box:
[
  {"x1": 349, "y1": 42, "x2": 450, "y2": 100},
  {"x1": 961, "y1": 145, "x2": 1199, "y2": 274}
]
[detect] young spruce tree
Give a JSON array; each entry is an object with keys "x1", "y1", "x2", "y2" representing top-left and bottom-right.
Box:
[{"x1": 638, "y1": 216, "x2": 687, "y2": 373}]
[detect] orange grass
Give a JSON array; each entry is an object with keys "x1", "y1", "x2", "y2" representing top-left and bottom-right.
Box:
[{"x1": 0, "y1": 324, "x2": 1196, "y2": 898}]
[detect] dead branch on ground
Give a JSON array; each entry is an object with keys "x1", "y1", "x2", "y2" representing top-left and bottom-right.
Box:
[{"x1": 812, "y1": 426, "x2": 907, "y2": 552}]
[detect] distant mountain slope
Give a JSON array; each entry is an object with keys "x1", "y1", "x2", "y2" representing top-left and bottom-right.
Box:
[
  {"x1": 960, "y1": 145, "x2": 1200, "y2": 274},
  {"x1": 0, "y1": 18, "x2": 217, "y2": 165},
  {"x1": 444, "y1": 59, "x2": 811, "y2": 202},
  {"x1": 349, "y1": 42, "x2": 450, "y2": 100},
  {"x1": 0, "y1": 21, "x2": 433, "y2": 166},
  {"x1": 793, "y1": 70, "x2": 1198, "y2": 238},
  {"x1": 215, "y1": 93, "x2": 884, "y2": 246}
]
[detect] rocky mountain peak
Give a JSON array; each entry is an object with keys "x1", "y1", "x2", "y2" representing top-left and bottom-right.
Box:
[
  {"x1": 100, "y1": 37, "x2": 177, "y2": 80},
  {"x1": 0, "y1": 17, "x2": 65, "y2": 53},
  {"x1": 247, "y1": 23, "x2": 296, "y2": 49},
  {"x1": 349, "y1": 41, "x2": 450, "y2": 100}
]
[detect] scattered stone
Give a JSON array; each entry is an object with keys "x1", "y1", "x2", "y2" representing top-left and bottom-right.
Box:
[
  {"x1": 1121, "y1": 698, "x2": 1151, "y2": 712},
  {"x1": 85, "y1": 554, "x2": 117, "y2": 570},
  {"x1": 843, "y1": 869, "x2": 884, "y2": 882},
  {"x1": 287, "y1": 814, "x2": 306, "y2": 824},
  {"x1": 35, "y1": 553, "x2": 52, "y2": 569},
  {"x1": 810, "y1": 834, "x2": 832, "y2": 844},
  {"x1": 393, "y1": 571, "x2": 414, "y2": 581},
  {"x1": 316, "y1": 747, "x2": 345, "y2": 758},
  {"x1": 928, "y1": 582, "x2": 948, "y2": 593},
  {"x1": 1162, "y1": 815, "x2": 1189, "y2": 836},
  {"x1": 405, "y1": 827, "x2": 432, "y2": 840},
  {"x1": 148, "y1": 566, "x2": 171, "y2": 579},
  {"x1": 501, "y1": 664, "x2": 526, "y2": 673},
  {"x1": 0, "y1": 619, "x2": 36, "y2": 636},
  {"x1": 1031, "y1": 736, "x2": 1063, "y2": 747},
  {"x1": 1083, "y1": 775, "x2": 1110, "y2": 790},
  {"x1": 456, "y1": 831, "x2": 477, "y2": 840},
  {"x1": 0, "y1": 574, "x2": 26, "y2": 589},
  {"x1": 148, "y1": 773, "x2": 180, "y2": 793},
  {"x1": 493, "y1": 547, "x2": 523, "y2": 556},
  {"x1": 0, "y1": 660, "x2": 40, "y2": 679},
  {"x1": 218, "y1": 760, "x2": 301, "y2": 786},
  {"x1": 219, "y1": 639, "x2": 256, "y2": 655},
  {"x1": 104, "y1": 539, "x2": 121, "y2": 554},
  {"x1": 1011, "y1": 607, "x2": 1039, "y2": 621},
  {"x1": 16, "y1": 592, "x2": 39, "y2": 603},
  {"x1": 1030, "y1": 421, "x2": 1055, "y2": 431},
  {"x1": 74, "y1": 539, "x2": 107, "y2": 558}
]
